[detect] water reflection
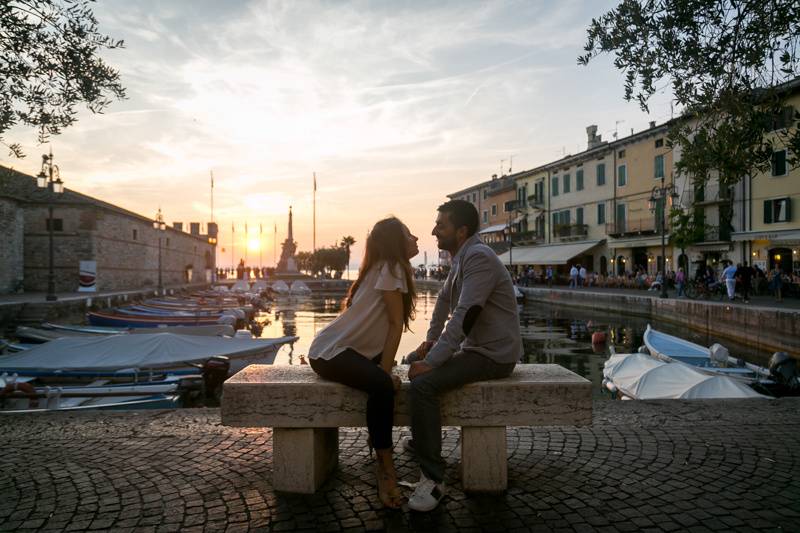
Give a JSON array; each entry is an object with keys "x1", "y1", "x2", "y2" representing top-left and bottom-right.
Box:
[{"x1": 257, "y1": 291, "x2": 771, "y2": 398}]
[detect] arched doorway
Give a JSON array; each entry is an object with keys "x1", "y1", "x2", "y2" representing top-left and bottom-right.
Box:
[
  {"x1": 769, "y1": 247, "x2": 792, "y2": 274},
  {"x1": 600, "y1": 256, "x2": 608, "y2": 275}
]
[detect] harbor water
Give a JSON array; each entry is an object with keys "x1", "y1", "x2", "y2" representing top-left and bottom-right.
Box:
[{"x1": 258, "y1": 290, "x2": 773, "y2": 397}]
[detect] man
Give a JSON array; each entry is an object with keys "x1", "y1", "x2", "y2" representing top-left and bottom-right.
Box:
[
  {"x1": 404, "y1": 200, "x2": 522, "y2": 512},
  {"x1": 722, "y1": 261, "x2": 738, "y2": 301},
  {"x1": 569, "y1": 264, "x2": 578, "y2": 288},
  {"x1": 735, "y1": 261, "x2": 754, "y2": 303},
  {"x1": 545, "y1": 265, "x2": 554, "y2": 287},
  {"x1": 578, "y1": 264, "x2": 587, "y2": 287}
]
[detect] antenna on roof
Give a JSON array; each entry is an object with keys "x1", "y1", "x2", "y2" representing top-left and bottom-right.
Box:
[
  {"x1": 614, "y1": 120, "x2": 625, "y2": 139},
  {"x1": 500, "y1": 159, "x2": 506, "y2": 176},
  {"x1": 508, "y1": 154, "x2": 517, "y2": 174}
]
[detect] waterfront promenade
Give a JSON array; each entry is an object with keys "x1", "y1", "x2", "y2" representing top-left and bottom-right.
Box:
[{"x1": 1, "y1": 399, "x2": 798, "y2": 532}]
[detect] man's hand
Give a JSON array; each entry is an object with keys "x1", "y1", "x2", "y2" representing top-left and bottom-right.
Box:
[
  {"x1": 408, "y1": 360, "x2": 434, "y2": 380},
  {"x1": 416, "y1": 340, "x2": 434, "y2": 358}
]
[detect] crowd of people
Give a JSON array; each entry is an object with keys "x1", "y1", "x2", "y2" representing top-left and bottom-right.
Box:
[{"x1": 504, "y1": 261, "x2": 798, "y2": 302}]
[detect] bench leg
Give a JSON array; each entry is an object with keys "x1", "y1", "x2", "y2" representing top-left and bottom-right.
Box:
[
  {"x1": 272, "y1": 428, "x2": 338, "y2": 493},
  {"x1": 461, "y1": 426, "x2": 507, "y2": 492}
]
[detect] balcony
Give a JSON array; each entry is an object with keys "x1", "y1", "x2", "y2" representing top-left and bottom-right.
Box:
[
  {"x1": 606, "y1": 218, "x2": 668, "y2": 237},
  {"x1": 527, "y1": 194, "x2": 544, "y2": 208},
  {"x1": 693, "y1": 187, "x2": 734, "y2": 207},
  {"x1": 700, "y1": 225, "x2": 731, "y2": 243},
  {"x1": 553, "y1": 224, "x2": 588, "y2": 241},
  {"x1": 511, "y1": 230, "x2": 544, "y2": 245}
]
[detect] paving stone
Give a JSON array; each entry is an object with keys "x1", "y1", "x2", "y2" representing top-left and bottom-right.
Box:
[{"x1": 0, "y1": 401, "x2": 797, "y2": 532}]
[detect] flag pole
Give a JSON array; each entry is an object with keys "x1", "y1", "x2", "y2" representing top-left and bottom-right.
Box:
[
  {"x1": 231, "y1": 222, "x2": 234, "y2": 271},
  {"x1": 259, "y1": 223, "x2": 263, "y2": 269},
  {"x1": 313, "y1": 172, "x2": 317, "y2": 252},
  {"x1": 273, "y1": 222, "x2": 277, "y2": 267}
]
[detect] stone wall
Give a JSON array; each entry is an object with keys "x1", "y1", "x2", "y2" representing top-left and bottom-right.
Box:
[
  {"x1": 0, "y1": 197, "x2": 24, "y2": 293},
  {"x1": 22, "y1": 203, "x2": 215, "y2": 292},
  {"x1": 520, "y1": 287, "x2": 800, "y2": 356}
]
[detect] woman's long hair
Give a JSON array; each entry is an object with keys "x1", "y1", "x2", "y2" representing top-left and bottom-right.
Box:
[{"x1": 345, "y1": 217, "x2": 416, "y2": 330}]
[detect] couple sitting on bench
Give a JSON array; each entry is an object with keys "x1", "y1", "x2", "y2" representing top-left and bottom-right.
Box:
[{"x1": 307, "y1": 200, "x2": 522, "y2": 511}]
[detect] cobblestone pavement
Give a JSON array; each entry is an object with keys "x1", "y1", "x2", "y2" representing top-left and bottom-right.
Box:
[{"x1": 1, "y1": 399, "x2": 799, "y2": 532}]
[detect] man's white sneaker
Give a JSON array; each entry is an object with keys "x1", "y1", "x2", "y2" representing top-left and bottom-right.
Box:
[{"x1": 407, "y1": 474, "x2": 445, "y2": 512}]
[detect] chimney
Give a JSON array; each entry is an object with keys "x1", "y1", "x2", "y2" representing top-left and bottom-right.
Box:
[
  {"x1": 649, "y1": 121, "x2": 656, "y2": 129},
  {"x1": 189, "y1": 222, "x2": 200, "y2": 236},
  {"x1": 586, "y1": 124, "x2": 603, "y2": 149},
  {"x1": 172, "y1": 222, "x2": 183, "y2": 231}
]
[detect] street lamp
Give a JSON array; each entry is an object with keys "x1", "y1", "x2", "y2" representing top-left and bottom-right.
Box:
[
  {"x1": 153, "y1": 208, "x2": 166, "y2": 294},
  {"x1": 36, "y1": 149, "x2": 64, "y2": 301},
  {"x1": 648, "y1": 178, "x2": 680, "y2": 299},
  {"x1": 504, "y1": 200, "x2": 524, "y2": 274}
]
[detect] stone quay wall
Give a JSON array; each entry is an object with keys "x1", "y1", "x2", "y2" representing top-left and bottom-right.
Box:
[
  {"x1": 521, "y1": 287, "x2": 800, "y2": 356},
  {"x1": 0, "y1": 197, "x2": 24, "y2": 293}
]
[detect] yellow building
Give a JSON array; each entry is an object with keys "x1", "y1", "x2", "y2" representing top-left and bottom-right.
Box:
[
  {"x1": 731, "y1": 83, "x2": 800, "y2": 275},
  {"x1": 605, "y1": 122, "x2": 675, "y2": 276}
]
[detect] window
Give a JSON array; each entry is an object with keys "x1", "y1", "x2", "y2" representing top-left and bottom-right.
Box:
[
  {"x1": 482, "y1": 210, "x2": 488, "y2": 223},
  {"x1": 596, "y1": 163, "x2": 606, "y2": 186},
  {"x1": 552, "y1": 176, "x2": 559, "y2": 196},
  {"x1": 597, "y1": 203, "x2": 605, "y2": 224},
  {"x1": 483, "y1": 189, "x2": 487, "y2": 200},
  {"x1": 166, "y1": 238, "x2": 170, "y2": 247},
  {"x1": 618, "y1": 149, "x2": 626, "y2": 158},
  {"x1": 618, "y1": 164, "x2": 627, "y2": 186},
  {"x1": 769, "y1": 106, "x2": 795, "y2": 131},
  {"x1": 45, "y1": 218, "x2": 63, "y2": 231},
  {"x1": 654, "y1": 154, "x2": 665, "y2": 179},
  {"x1": 564, "y1": 173, "x2": 571, "y2": 193},
  {"x1": 576, "y1": 207, "x2": 584, "y2": 225},
  {"x1": 491, "y1": 204, "x2": 497, "y2": 216},
  {"x1": 616, "y1": 203, "x2": 626, "y2": 232},
  {"x1": 772, "y1": 150, "x2": 787, "y2": 176},
  {"x1": 655, "y1": 138, "x2": 664, "y2": 148},
  {"x1": 472, "y1": 193, "x2": 476, "y2": 203},
  {"x1": 764, "y1": 198, "x2": 792, "y2": 223},
  {"x1": 132, "y1": 228, "x2": 138, "y2": 240},
  {"x1": 576, "y1": 169, "x2": 584, "y2": 191}
]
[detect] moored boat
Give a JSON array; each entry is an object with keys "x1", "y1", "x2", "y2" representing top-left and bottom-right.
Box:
[{"x1": 642, "y1": 324, "x2": 771, "y2": 383}]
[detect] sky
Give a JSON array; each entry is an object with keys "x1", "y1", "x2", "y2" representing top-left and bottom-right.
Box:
[{"x1": 2, "y1": 0, "x2": 676, "y2": 269}]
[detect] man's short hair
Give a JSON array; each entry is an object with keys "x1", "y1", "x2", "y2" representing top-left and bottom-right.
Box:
[{"x1": 438, "y1": 200, "x2": 479, "y2": 236}]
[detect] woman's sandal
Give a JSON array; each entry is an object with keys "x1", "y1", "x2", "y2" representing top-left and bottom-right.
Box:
[{"x1": 374, "y1": 463, "x2": 404, "y2": 509}]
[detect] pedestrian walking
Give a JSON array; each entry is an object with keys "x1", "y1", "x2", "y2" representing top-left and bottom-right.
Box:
[
  {"x1": 675, "y1": 267, "x2": 685, "y2": 297},
  {"x1": 722, "y1": 262, "x2": 738, "y2": 301},
  {"x1": 569, "y1": 265, "x2": 578, "y2": 288},
  {"x1": 736, "y1": 262, "x2": 754, "y2": 303},
  {"x1": 579, "y1": 265, "x2": 587, "y2": 287}
]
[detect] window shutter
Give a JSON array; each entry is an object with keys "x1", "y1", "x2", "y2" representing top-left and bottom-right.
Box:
[
  {"x1": 786, "y1": 198, "x2": 792, "y2": 222},
  {"x1": 763, "y1": 200, "x2": 773, "y2": 223}
]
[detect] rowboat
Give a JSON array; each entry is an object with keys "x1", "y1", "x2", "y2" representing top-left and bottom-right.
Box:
[
  {"x1": 602, "y1": 350, "x2": 766, "y2": 400},
  {"x1": 87, "y1": 310, "x2": 228, "y2": 328},
  {"x1": 0, "y1": 373, "x2": 189, "y2": 413},
  {"x1": 643, "y1": 324, "x2": 771, "y2": 383},
  {"x1": 0, "y1": 332, "x2": 297, "y2": 375}
]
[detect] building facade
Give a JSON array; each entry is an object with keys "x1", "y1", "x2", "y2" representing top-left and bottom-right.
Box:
[{"x1": 0, "y1": 167, "x2": 217, "y2": 294}]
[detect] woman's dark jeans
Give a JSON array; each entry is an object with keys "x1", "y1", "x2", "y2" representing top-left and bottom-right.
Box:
[{"x1": 310, "y1": 349, "x2": 394, "y2": 449}]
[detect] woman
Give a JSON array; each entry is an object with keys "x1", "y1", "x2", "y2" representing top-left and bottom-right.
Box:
[{"x1": 308, "y1": 217, "x2": 418, "y2": 509}]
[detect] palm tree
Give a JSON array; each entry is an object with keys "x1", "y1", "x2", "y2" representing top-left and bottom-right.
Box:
[{"x1": 340, "y1": 236, "x2": 356, "y2": 279}]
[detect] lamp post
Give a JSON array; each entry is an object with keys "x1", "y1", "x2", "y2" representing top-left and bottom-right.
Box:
[
  {"x1": 153, "y1": 208, "x2": 166, "y2": 294},
  {"x1": 36, "y1": 149, "x2": 65, "y2": 301},
  {"x1": 648, "y1": 178, "x2": 679, "y2": 299},
  {"x1": 504, "y1": 200, "x2": 524, "y2": 276}
]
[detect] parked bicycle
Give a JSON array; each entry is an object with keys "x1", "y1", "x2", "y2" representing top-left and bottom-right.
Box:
[{"x1": 684, "y1": 280, "x2": 727, "y2": 301}]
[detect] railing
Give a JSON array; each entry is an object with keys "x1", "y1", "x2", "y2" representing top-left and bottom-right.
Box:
[
  {"x1": 527, "y1": 194, "x2": 544, "y2": 208},
  {"x1": 701, "y1": 225, "x2": 731, "y2": 242},
  {"x1": 553, "y1": 224, "x2": 588, "y2": 239},
  {"x1": 606, "y1": 218, "x2": 668, "y2": 236},
  {"x1": 511, "y1": 230, "x2": 544, "y2": 244}
]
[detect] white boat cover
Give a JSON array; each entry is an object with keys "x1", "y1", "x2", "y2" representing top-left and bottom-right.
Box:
[
  {"x1": 272, "y1": 280, "x2": 290, "y2": 294},
  {"x1": 604, "y1": 353, "x2": 765, "y2": 399},
  {"x1": 290, "y1": 281, "x2": 312, "y2": 295},
  {"x1": 0, "y1": 333, "x2": 297, "y2": 371},
  {"x1": 252, "y1": 280, "x2": 268, "y2": 291},
  {"x1": 231, "y1": 280, "x2": 250, "y2": 292}
]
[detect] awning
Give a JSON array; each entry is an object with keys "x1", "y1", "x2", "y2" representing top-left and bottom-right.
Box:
[
  {"x1": 497, "y1": 240, "x2": 604, "y2": 266},
  {"x1": 478, "y1": 223, "x2": 507, "y2": 235},
  {"x1": 730, "y1": 229, "x2": 800, "y2": 242}
]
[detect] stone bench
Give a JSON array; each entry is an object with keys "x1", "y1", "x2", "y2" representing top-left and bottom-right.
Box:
[{"x1": 221, "y1": 364, "x2": 591, "y2": 494}]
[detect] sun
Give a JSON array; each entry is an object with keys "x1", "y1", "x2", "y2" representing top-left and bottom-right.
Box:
[{"x1": 247, "y1": 237, "x2": 261, "y2": 252}]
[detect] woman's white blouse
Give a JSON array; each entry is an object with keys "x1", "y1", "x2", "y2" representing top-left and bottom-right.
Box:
[{"x1": 308, "y1": 262, "x2": 408, "y2": 360}]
